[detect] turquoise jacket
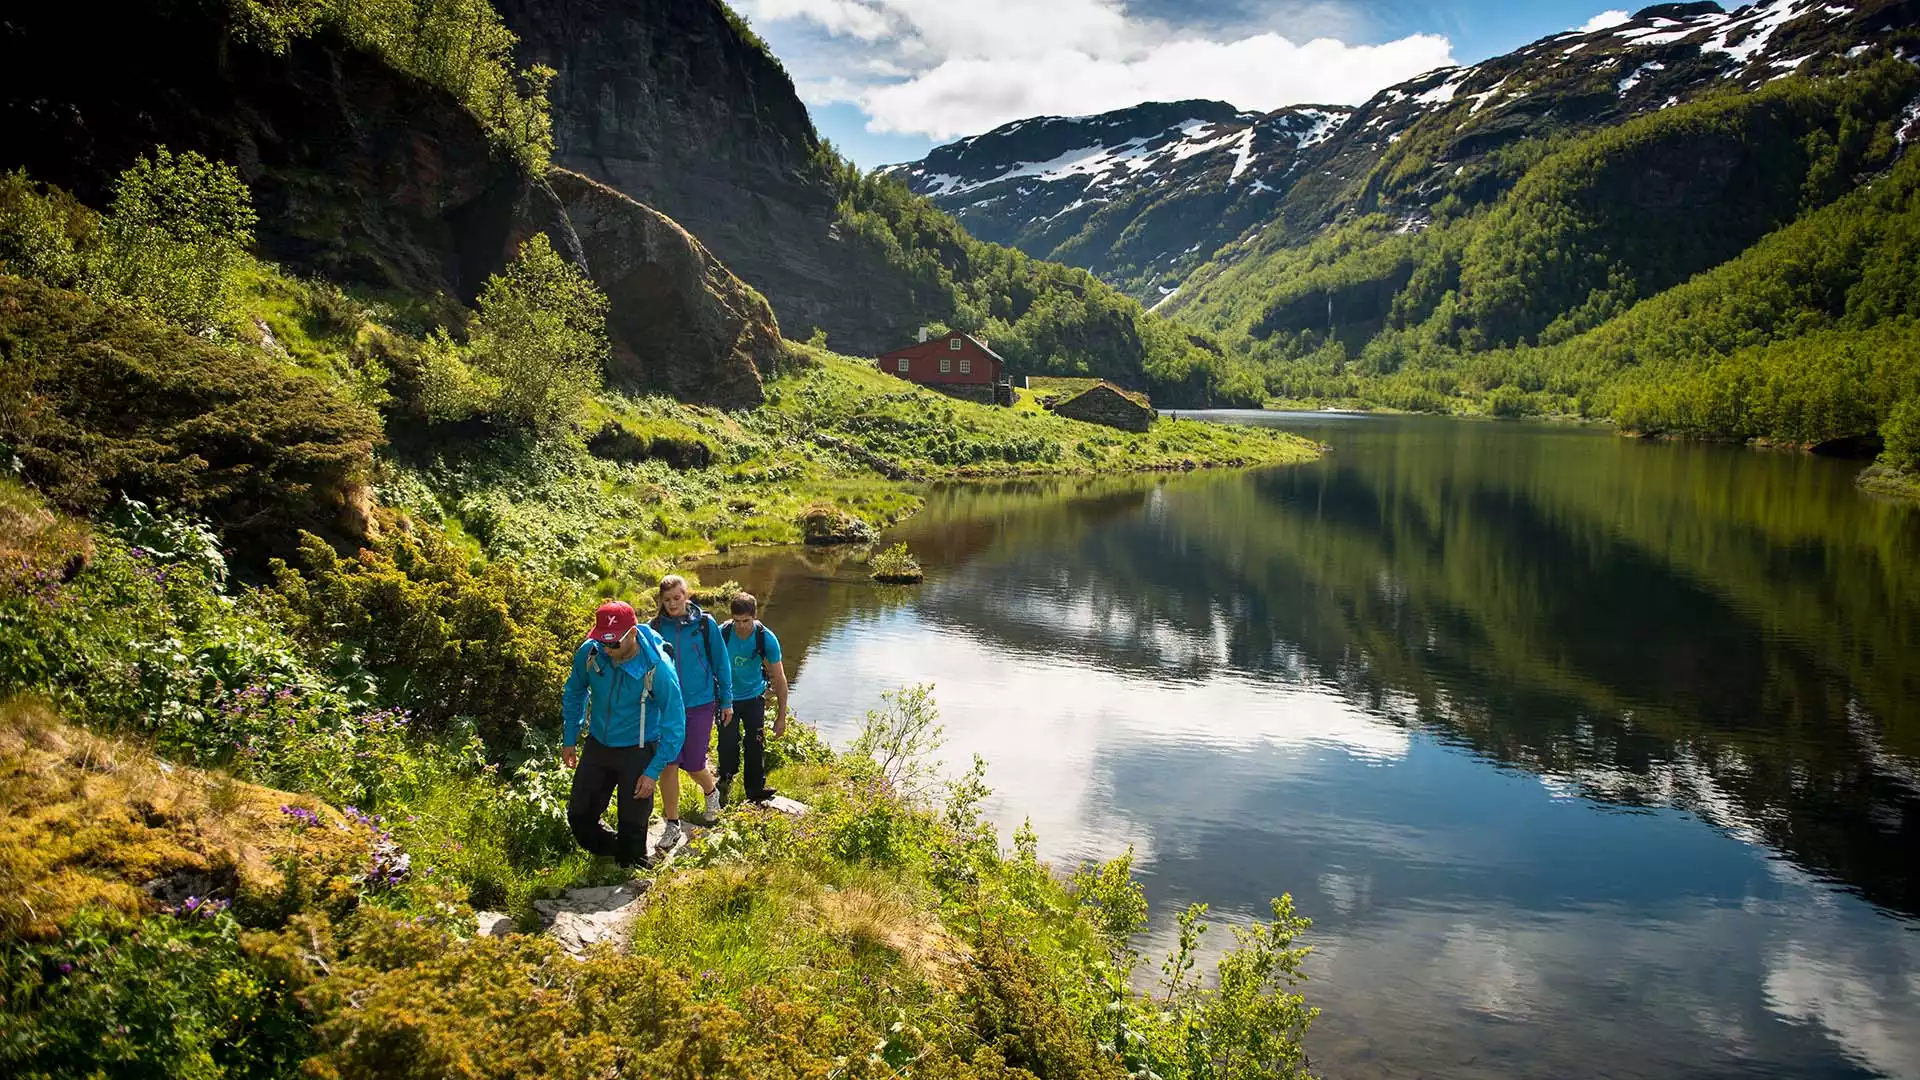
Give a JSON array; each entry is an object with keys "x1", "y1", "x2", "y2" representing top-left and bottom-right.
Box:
[
  {"x1": 560, "y1": 625, "x2": 685, "y2": 778},
  {"x1": 651, "y1": 603, "x2": 733, "y2": 711}
]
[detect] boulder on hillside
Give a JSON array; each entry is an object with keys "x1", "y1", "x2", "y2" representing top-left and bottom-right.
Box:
[
  {"x1": 799, "y1": 503, "x2": 876, "y2": 546},
  {"x1": 534, "y1": 170, "x2": 780, "y2": 408}
]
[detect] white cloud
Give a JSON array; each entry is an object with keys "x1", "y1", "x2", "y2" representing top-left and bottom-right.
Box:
[
  {"x1": 750, "y1": 0, "x2": 892, "y2": 40},
  {"x1": 739, "y1": 0, "x2": 1455, "y2": 142},
  {"x1": 1576, "y1": 10, "x2": 1633, "y2": 33}
]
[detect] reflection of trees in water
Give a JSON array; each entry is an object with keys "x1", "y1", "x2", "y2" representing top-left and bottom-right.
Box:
[{"x1": 893, "y1": 426, "x2": 1920, "y2": 917}]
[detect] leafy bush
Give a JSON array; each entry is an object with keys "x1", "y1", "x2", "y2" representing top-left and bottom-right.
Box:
[
  {"x1": 102, "y1": 148, "x2": 258, "y2": 335},
  {"x1": 0, "y1": 170, "x2": 102, "y2": 291},
  {"x1": 1883, "y1": 397, "x2": 1920, "y2": 474},
  {"x1": 868, "y1": 541, "x2": 923, "y2": 583},
  {"x1": 848, "y1": 683, "x2": 945, "y2": 800},
  {"x1": 413, "y1": 327, "x2": 498, "y2": 423},
  {"x1": 456, "y1": 234, "x2": 610, "y2": 438},
  {"x1": 0, "y1": 908, "x2": 311, "y2": 1080}
]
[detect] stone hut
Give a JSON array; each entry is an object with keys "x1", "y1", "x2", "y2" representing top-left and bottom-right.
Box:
[{"x1": 1049, "y1": 382, "x2": 1156, "y2": 432}]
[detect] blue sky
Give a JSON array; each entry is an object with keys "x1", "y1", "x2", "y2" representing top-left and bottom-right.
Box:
[{"x1": 733, "y1": 0, "x2": 1634, "y2": 166}]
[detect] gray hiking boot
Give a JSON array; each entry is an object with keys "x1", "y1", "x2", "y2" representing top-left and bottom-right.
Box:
[
  {"x1": 653, "y1": 819, "x2": 684, "y2": 858},
  {"x1": 682, "y1": 788, "x2": 722, "y2": 828}
]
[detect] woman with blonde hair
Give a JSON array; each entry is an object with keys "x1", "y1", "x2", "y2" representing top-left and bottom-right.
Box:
[{"x1": 648, "y1": 574, "x2": 731, "y2": 855}]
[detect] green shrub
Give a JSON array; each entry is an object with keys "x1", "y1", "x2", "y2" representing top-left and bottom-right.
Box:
[
  {"x1": 464, "y1": 234, "x2": 609, "y2": 439},
  {"x1": 102, "y1": 148, "x2": 257, "y2": 336},
  {"x1": 0, "y1": 908, "x2": 311, "y2": 1080},
  {"x1": 268, "y1": 528, "x2": 584, "y2": 755},
  {"x1": 0, "y1": 275, "x2": 381, "y2": 543},
  {"x1": 1882, "y1": 397, "x2": 1920, "y2": 474},
  {"x1": 413, "y1": 328, "x2": 499, "y2": 423},
  {"x1": 868, "y1": 541, "x2": 923, "y2": 582},
  {"x1": 0, "y1": 170, "x2": 103, "y2": 291}
]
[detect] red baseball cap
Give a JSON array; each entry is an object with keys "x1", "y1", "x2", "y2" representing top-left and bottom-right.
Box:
[{"x1": 592, "y1": 601, "x2": 638, "y2": 644}]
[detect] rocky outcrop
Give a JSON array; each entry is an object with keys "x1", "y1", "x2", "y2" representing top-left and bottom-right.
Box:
[
  {"x1": 537, "y1": 170, "x2": 778, "y2": 406},
  {"x1": 497, "y1": 0, "x2": 927, "y2": 355}
]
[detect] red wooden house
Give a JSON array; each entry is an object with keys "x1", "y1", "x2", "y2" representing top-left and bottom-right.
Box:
[{"x1": 877, "y1": 329, "x2": 1007, "y2": 391}]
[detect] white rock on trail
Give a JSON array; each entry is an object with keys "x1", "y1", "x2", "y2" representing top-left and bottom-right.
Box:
[{"x1": 472, "y1": 798, "x2": 809, "y2": 956}]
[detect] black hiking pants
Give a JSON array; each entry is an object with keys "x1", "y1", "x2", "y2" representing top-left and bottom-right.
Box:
[
  {"x1": 567, "y1": 736, "x2": 657, "y2": 865},
  {"x1": 718, "y1": 694, "x2": 768, "y2": 798}
]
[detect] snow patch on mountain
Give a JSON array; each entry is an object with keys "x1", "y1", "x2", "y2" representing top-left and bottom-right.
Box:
[
  {"x1": 1619, "y1": 61, "x2": 1666, "y2": 94},
  {"x1": 1227, "y1": 129, "x2": 1257, "y2": 183},
  {"x1": 1415, "y1": 72, "x2": 1467, "y2": 105}
]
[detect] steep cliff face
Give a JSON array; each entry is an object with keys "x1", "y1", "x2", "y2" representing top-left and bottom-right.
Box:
[
  {"x1": 496, "y1": 0, "x2": 925, "y2": 355},
  {"x1": 0, "y1": 3, "x2": 522, "y2": 311},
  {"x1": 0, "y1": 2, "x2": 772, "y2": 406}
]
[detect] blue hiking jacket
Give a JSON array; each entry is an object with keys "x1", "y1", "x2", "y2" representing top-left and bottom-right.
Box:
[
  {"x1": 560, "y1": 625, "x2": 685, "y2": 778},
  {"x1": 651, "y1": 602, "x2": 733, "y2": 710}
]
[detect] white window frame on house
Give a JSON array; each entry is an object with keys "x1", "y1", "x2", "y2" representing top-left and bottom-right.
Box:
[
  {"x1": 949, "y1": 337, "x2": 962, "y2": 351},
  {"x1": 959, "y1": 357, "x2": 971, "y2": 374},
  {"x1": 940, "y1": 355, "x2": 952, "y2": 373},
  {"x1": 896, "y1": 357, "x2": 909, "y2": 373}
]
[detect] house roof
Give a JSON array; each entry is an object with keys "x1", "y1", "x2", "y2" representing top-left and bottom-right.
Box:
[
  {"x1": 959, "y1": 333, "x2": 1006, "y2": 364},
  {"x1": 1054, "y1": 380, "x2": 1153, "y2": 409},
  {"x1": 880, "y1": 331, "x2": 1005, "y2": 364}
]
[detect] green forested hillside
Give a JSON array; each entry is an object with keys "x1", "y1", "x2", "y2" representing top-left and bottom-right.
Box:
[{"x1": 1164, "y1": 56, "x2": 1920, "y2": 476}]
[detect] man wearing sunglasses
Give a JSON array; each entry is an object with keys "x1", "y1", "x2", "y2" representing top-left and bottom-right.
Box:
[{"x1": 560, "y1": 600, "x2": 684, "y2": 869}]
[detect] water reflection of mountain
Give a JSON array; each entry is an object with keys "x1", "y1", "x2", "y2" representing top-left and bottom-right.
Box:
[{"x1": 856, "y1": 422, "x2": 1920, "y2": 919}]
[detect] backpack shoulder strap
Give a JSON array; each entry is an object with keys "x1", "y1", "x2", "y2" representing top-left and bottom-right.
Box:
[{"x1": 754, "y1": 624, "x2": 769, "y2": 661}]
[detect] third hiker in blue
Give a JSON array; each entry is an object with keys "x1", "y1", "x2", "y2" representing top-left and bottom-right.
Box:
[{"x1": 720, "y1": 591, "x2": 789, "y2": 805}]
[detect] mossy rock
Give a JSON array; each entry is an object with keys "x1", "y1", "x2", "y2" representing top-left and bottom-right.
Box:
[
  {"x1": 0, "y1": 700, "x2": 373, "y2": 940},
  {"x1": 798, "y1": 503, "x2": 876, "y2": 546}
]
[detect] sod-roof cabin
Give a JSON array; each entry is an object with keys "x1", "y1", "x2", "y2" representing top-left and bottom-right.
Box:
[{"x1": 1048, "y1": 382, "x2": 1155, "y2": 433}]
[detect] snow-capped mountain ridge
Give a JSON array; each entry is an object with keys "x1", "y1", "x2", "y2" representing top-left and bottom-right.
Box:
[
  {"x1": 886, "y1": 0, "x2": 1917, "y2": 303},
  {"x1": 880, "y1": 99, "x2": 1356, "y2": 299}
]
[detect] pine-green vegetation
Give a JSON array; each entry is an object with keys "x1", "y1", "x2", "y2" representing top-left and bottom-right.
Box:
[
  {"x1": 1167, "y1": 55, "x2": 1920, "y2": 488},
  {"x1": 1, "y1": 475, "x2": 1318, "y2": 1079}
]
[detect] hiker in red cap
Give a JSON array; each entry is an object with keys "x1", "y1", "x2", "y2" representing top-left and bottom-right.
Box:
[{"x1": 559, "y1": 600, "x2": 685, "y2": 868}]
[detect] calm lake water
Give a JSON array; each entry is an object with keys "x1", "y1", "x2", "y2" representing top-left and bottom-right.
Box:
[{"x1": 704, "y1": 413, "x2": 1920, "y2": 1080}]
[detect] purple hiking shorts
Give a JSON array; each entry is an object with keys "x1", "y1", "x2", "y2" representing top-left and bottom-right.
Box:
[{"x1": 675, "y1": 701, "x2": 716, "y2": 772}]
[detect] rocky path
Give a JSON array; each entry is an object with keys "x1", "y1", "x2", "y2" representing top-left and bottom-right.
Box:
[{"x1": 474, "y1": 796, "x2": 808, "y2": 957}]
